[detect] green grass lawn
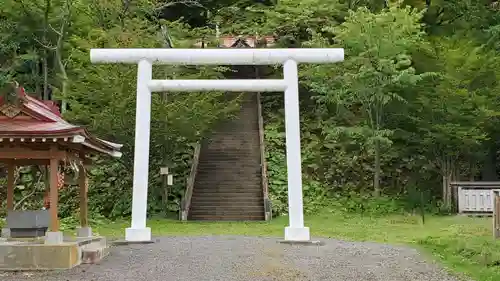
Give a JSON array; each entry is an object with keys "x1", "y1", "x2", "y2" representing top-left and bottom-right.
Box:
[{"x1": 89, "y1": 212, "x2": 500, "y2": 281}]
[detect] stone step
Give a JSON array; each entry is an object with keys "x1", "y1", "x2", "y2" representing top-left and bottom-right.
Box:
[
  {"x1": 193, "y1": 190, "x2": 261, "y2": 194},
  {"x1": 197, "y1": 165, "x2": 260, "y2": 169},
  {"x1": 206, "y1": 129, "x2": 259, "y2": 134},
  {"x1": 196, "y1": 170, "x2": 260, "y2": 175},
  {"x1": 188, "y1": 214, "x2": 265, "y2": 221},
  {"x1": 191, "y1": 197, "x2": 263, "y2": 201},
  {"x1": 198, "y1": 156, "x2": 261, "y2": 162},
  {"x1": 195, "y1": 174, "x2": 261, "y2": 178},
  {"x1": 81, "y1": 238, "x2": 109, "y2": 264},
  {"x1": 191, "y1": 197, "x2": 263, "y2": 202},
  {"x1": 198, "y1": 158, "x2": 260, "y2": 163},
  {"x1": 191, "y1": 196, "x2": 263, "y2": 201},
  {"x1": 191, "y1": 195, "x2": 264, "y2": 199},
  {"x1": 193, "y1": 185, "x2": 262, "y2": 190},
  {"x1": 189, "y1": 92, "x2": 264, "y2": 221},
  {"x1": 203, "y1": 138, "x2": 258, "y2": 142},
  {"x1": 195, "y1": 169, "x2": 260, "y2": 175},
  {"x1": 195, "y1": 170, "x2": 261, "y2": 176},
  {"x1": 198, "y1": 161, "x2": 260, "y2": 165},
  {"x1": 193, "y1": 181, "x2": 261, "y2": 186},
  {"x1": 202, "y1": 138, "x2": 259, "y2": 143},
  {"x1": 192, "y1": 190, "x2": 262, "y2": 196},
  {"x1": 190, "y1": 201, "x2": 264, "y2": 206},
  {"x1": 207, "y1": 134, "x2": 257, "y2": 139},
  {"x1": 190, "y1": 204, "x2": 264, "y2": 209},
  {"x1": 193, "y1": 182, "x2": 262, "y2": 187},
  {"x1": 190, "y1": 211, "x2": 264, "y2": 217},
  {"x1": 190, "y1": 197, "x2": 264, "y2": 203},
  {"x1": 192, "y1": 189, "x2": 262, "y2": 194},
  {"x1": 200, "y1": 146, "x2": 259, "y2": 150},
  {"x1": 190, "y1": 206, "x2": 264, "y2": 212},
  {"x1": 190, "y1": 203, "x2": 263, "y2": 209},
  {"x1": 197, "y1": 157, "x2": 260, "y2": 162}
]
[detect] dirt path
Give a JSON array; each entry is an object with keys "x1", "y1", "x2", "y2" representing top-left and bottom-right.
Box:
[{"x1": 1, "y1": 236, "x2": 466, "y2": 281}]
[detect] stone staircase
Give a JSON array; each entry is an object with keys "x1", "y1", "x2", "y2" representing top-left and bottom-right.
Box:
[{"x1": 188, "y1": 93, "x2": 266, "y2": 221}]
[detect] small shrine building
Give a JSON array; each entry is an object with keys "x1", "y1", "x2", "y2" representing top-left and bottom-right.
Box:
[{"x1": 0, "y1": 82, "x2": 122, "y2": 243}]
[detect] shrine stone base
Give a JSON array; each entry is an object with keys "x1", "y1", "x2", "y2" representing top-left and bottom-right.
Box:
[
  {"x1": 76, "y1": 227, "x2": 93, "y2": 238},
  {"x1": 1, "y1": 228, "x2": 10, "y2": 238},
  {"x1": 0, "y1": 236, "x2": 108, "y2": 270}
]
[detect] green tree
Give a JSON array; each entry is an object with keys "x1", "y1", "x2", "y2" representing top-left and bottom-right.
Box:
[
  {"x1": 400, "y1": 37, "x2": 500, "y2": 208},
  {"x1": 305, "y1": 5, "x2": 429, "y2": 195}
]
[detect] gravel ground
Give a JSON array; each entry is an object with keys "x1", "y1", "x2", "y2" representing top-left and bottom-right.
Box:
[{"x1": 1, "y1": 236, "x2": 466, "y2": 281}]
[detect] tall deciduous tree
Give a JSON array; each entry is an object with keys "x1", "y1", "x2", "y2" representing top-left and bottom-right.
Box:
[
  {"x1": 402, "y1": 37, "x2": 500, "y2": 208},
  {"x1": 305, "y1": 5, "x2": 430, "y2": 195}
]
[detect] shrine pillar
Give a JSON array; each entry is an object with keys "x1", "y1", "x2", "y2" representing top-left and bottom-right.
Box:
[
  {"x1": 6, "y1": 163, "x2": 14, "y2": 210},
  {"x1": 125, "y1": 59, "x2": 153, "y2": 242},
  {"x1": 1, "y1": 163, "x2": 15, "y2": 238},
  {"x1": 77, "y1": 154, "x2": 91, "y2": 237},
  {"x1": 45, "y1": 146, "x2": 63, "y2": 244}
]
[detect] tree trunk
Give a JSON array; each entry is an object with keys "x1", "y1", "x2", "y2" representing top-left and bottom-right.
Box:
[
  {"x1": 55, "y1": 2, "x2": 70, "y2": 113},
  {"x1": 469, "y1": 159, "x2": 477, "y2": 181},
  {"x1": 160, "y1": 26, "x2": 173, "y2": 213},
  {"x1": 58, "y1": 54, "x2": 68, "y2": 112},
  {"x1": 441, "y1": 156, "x2": 454, "y2": 210},
  {"x1": 42, "y1": 0, "x2": 51, "y2": 100},
  {"x1": 374, "y1": 140, "x2": 381, "y2": 196},
  {"x1": 43, "y1": 53, "x2": 49, "y2": 100},
  {"x1": 33, "y1": 56, "x2": 41, "y2": 98},
  {"x1": 481, "y1": 140, "x2": 497, "y2": 181}
]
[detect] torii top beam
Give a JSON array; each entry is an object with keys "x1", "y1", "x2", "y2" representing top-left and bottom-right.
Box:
[{"x1": 90, "y1": 48, "x2": 344, "y2": 65}]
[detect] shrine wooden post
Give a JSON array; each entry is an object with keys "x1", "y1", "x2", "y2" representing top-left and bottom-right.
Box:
[
  {"x1": 494, "y1": 190, "x2": 500, "y2": 239},
  {"x1": 42, "y1": 144, "x2": 63, "y2": 244},
  {"x1": 77, "y1": 152, "x2": 91, "y2": 237},
  {"x1": 49, "y1": 146, "x2": 60, "y2": 233},
  {"x1": 6, "y1": 162, "x2": 14, "y2": 210}
]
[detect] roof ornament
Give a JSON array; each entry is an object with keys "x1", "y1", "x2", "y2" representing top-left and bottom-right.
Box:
[{"x1": 0, "y1": 81, "x2": 25, "y2": 118}]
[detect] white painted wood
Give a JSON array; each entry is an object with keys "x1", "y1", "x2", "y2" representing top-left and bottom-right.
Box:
[
  {"x1": 90, "y1": 48, "x2": 344, "y2": 65},
  {"x1": 160, "y1": 167, "x2": 169, "y2": 175},
  {"x1": 125, "y1": 59, "x2": 153, "y2": 242},
  {"x1": 148, "y1": 79, "x2": 287, "y2": 92},
  {"x1": 90, "y1": 47, "x2": 344, "y2": 243},
  {"x1": 167, "y1": 174, "x2": 173, "y2": 186},
  {"x1": 71, "y1": 135, "x2": 85, "y2": 143},
  {"x1": 458, "y1": 187, "x2": 500, "y2": 213},
  {"x1": 283, "y1": 60, "x2": 309, "y2": 241}
]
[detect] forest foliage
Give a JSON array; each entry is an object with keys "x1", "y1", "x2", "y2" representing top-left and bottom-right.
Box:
[{"x1": 1, "y1": 0, "x2": 500, "y2": 218}]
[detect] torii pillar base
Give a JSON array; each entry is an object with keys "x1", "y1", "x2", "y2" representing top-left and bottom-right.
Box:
[
  {"x1": 125, "y1": 227, "x2": 152, "y2": 242},
  {"x1": 284, "y1": 226, "x2": 310, "y2": 242}
]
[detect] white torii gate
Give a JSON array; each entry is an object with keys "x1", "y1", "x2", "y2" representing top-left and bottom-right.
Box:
[{"x1": 90, "y1": 48, "x2": 344, "y2": 242}]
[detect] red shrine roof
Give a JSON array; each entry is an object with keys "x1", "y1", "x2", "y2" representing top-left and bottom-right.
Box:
[
  {"x1": 219, "y1": 36, "x2": 275, "y2": 48},
  {"x1": 193, "y1": 35, "x2": 276, "y2": 48},
  {"x1": 0, "y1": 83, "x2": 122, "y2": 157}
]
